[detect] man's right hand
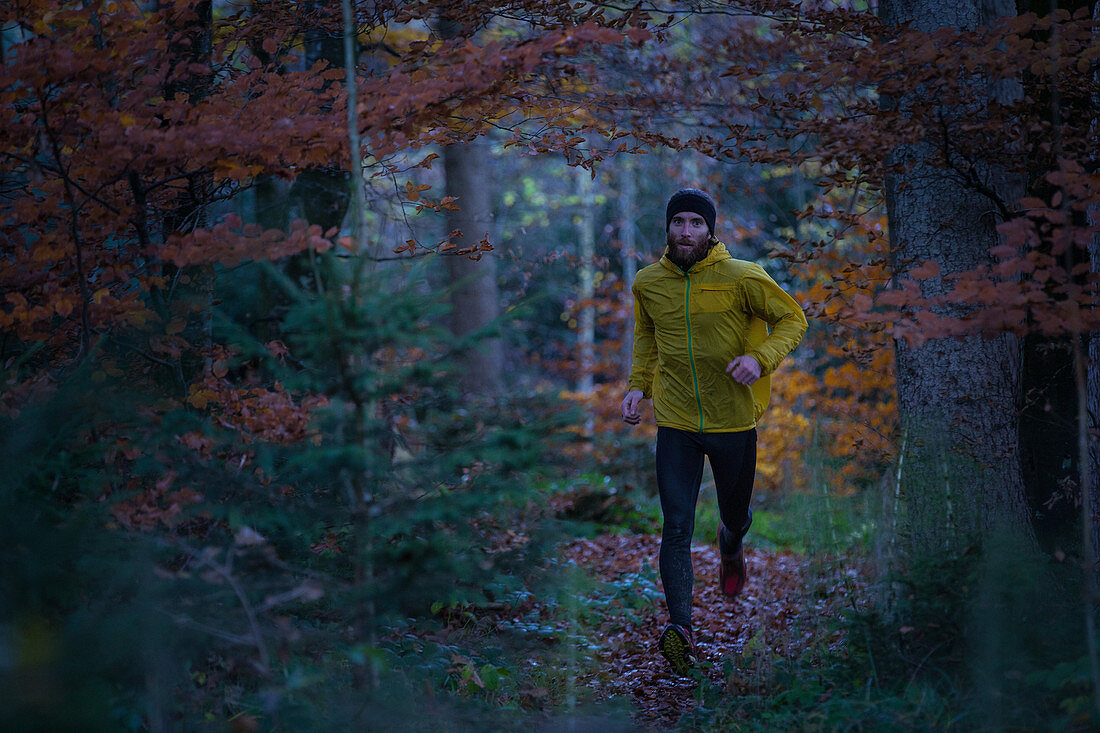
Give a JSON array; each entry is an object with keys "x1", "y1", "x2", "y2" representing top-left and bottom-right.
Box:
[{"x1": 620, "y1": 389, "x2": 645, "y2": 425}]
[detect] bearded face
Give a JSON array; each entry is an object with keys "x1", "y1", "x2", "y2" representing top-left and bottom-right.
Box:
[{"x1": 665, "y1": 214, "x2": 713, "y2": 271}]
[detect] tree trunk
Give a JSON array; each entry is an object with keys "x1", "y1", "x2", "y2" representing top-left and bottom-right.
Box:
[
  {"x1": 443, "y1": 137, "x2": 503, "y2": 395},
  {"x1": 1088, "y1": 0, "x2": 1100, "y2": 578},
  {"x1": 162, "y1": 0, "x2": 215, "y2": 360},
  {"x1": 341, "y1": 0, "x2": 369, "y2": 266},
  {"x1": 435, "y1": 15, "x2": 502, "y2": 396},
  {"x1": 880, "y1": 0, "x2": 1033, "y2": 549},
  {"x1": 619, "y1": 159, "x2": 638, "y2": 374},
  {"x1": 1091, "y1": 216, "x2": 1100, "y2": 566},
  {"x1": 291, "y1": 0, "x2": 352, "y2": 241},
  {"x1": 252, "y1": 0, "x2": 350, "y2": 332},
  {"x1": 576, "y1": 162, "x2": 596, "y2": 398},
  {"x1": 1079, "y1": 5, "x2": 1100, "y2": 718}
]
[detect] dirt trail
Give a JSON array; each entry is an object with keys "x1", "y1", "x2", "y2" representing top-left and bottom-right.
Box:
[{"x1": 561, "y1": 533, "x2": 868, "y2": 729}]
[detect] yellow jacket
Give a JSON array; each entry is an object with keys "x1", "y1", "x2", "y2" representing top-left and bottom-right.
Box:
[{"x1": 628, "y1": 242, "x2": 807, "y2": 433}]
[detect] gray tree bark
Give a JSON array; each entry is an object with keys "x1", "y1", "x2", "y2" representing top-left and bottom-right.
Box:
[
  {"x1": 1089, "y1": 1, "x2": 1100, "y2": 576},
  {"x1": 443, "y1": 137, "x2": 503, "y2": 395},
  {"x1": 253, "y1": 0, "x2": 350, "y2": 334},
  {"x1": 436, "y1": 14, "x2": 503, "y2": 396},
  {"x1": 619, "y1": 159, "x2": 638, "y2": 373},
  {"x1": 880, "y1": 0, "x2": 1033, "y2": 548},
  {"x1": 292, "y1": 0, "x2": 352, "y2": 240},
  {"x1": 1091, "y1": 289, "x2": 1100, "y2": 557},
  {"x1": 576, "y1": 162, "x2": 596, "y2": 397}
]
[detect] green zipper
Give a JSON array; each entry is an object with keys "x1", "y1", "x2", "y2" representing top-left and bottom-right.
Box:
[{"x1": 683, "y1": 271, "x2": 704, "y2": 431}]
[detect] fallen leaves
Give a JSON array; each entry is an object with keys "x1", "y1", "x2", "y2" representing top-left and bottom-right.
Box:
[{"x1": 560, "y1": 533, "x2": 869, "y2": 728}]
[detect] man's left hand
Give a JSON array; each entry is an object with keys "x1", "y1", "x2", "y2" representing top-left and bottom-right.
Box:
[{"x1": 726, "y1": 355, "x2": 762, "y2": 385}]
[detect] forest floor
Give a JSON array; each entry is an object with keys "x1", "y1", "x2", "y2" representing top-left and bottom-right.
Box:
[{"x1": 558, "y1": 533, "x2": 872, "y2": 729}]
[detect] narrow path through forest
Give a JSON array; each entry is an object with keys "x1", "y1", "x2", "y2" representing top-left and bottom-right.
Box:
[{"x1": 560, "y1": 534, "x2": 870, "y2": 729}]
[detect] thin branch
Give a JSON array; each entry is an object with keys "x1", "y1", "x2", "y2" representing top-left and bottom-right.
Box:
[
  {"x1": 2, "y1": 152, "x2": 125, "y2": 217},
  {"x1": 161, "y1": 609, "x2": 259, "y2": 647},
  {"x1": 936, "y1": 108, "x2": 1015, "y2": 223},
  {"x1": 38, "y1": 96, "x2": 93, "y2": 358},
  {"x1": 188, "y1": 545, "x2": 272, "y2": 674},
  {"x1": 107, "y1": 337, "x2": 177, "y2": 370}
]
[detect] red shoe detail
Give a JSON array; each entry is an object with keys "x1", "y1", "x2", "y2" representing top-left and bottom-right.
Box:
[
  {"x1": 719, "y1": 548, "x2": 747, "y2": 597},
  {"x1": 718, "y1": 521, "x2": 747, "y2": 597}
]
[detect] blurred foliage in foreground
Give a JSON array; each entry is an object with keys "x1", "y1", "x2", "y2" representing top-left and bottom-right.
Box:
[{"x1": 0, "y1": 255, "x2": 611, "y2": 731}]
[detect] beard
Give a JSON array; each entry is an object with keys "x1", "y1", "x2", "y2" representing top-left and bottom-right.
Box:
[{"x1": 665, "y1": 229, "x2": 713, "y2": 271}]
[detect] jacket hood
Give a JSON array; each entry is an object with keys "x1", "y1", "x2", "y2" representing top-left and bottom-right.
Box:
[{"x1": 659, "y1": 241, "x2": 733, "y2": 274}]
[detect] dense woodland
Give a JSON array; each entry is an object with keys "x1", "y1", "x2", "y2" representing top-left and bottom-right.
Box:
[{"x1": 2, "y1": 0, "x2": 1100, "y2": 730}]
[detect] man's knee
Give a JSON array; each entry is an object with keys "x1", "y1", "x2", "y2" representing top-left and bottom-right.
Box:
[{"x1": 662, "y1": 513, "x2": 695, "y2": 545}]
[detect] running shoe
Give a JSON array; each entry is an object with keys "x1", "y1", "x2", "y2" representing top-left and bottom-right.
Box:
[
  {"x1": 718, "y1": 521, "x2": 748, "y2": 598},
  {"x1": 658, "y1": 623, "x2": 697, "y2": 676}
]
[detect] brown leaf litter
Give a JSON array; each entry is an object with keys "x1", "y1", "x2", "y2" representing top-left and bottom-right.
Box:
[{"x1": 560, "y1": 533, "x2": 870, "y2": 729}]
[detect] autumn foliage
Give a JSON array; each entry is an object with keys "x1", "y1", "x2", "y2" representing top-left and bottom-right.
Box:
[{"x1": 3, "y1": 0, "x2": 1100, "y2": 729}]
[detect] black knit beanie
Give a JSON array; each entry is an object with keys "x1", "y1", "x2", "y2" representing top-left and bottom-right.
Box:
[{"x1": 665, "y1": 188, "x2": 716, "y2": 235}]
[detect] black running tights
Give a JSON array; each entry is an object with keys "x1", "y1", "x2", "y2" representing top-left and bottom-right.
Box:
[{"x1": 655, "y1": 426, "x2": 757, "y2": 629}]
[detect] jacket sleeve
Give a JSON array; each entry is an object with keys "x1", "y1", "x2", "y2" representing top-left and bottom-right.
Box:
[
  {"x1": 740, "y1": 263, "x2": 808, "y2": 376},
  {"x1": 627, "y1": 286, "x2": 658, "y2": 398}
]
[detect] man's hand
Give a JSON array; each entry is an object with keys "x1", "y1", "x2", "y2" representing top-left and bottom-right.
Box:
[
  {"x1": 726, "y1": 355, "x2": 762, "y2": 385},
  {"x1": 621, "y1": 389, "x2": 645, "y2": 425}
]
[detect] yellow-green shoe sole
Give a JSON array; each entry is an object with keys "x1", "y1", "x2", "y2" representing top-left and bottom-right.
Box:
[{"x1": 658, "y1": 624, "x2": 696, "y2": 676}]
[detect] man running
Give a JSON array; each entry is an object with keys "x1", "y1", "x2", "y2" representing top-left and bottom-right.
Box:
[{"x1": 620, "y1": 188, "x2": 807, "y2": 675}]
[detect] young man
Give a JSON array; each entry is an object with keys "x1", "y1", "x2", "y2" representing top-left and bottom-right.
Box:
[{"x1": 620, "y1": 188, "x2": 807, "y2": 675}]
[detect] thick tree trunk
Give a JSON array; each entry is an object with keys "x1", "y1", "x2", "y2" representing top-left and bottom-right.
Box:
[
  {"x1": 436, "y1": 15, "x2": 502, "y2": 396},
  {"x1": 292, "y1": 0, "x2": 351, "y2": 241},
  {"x1": 163, "y1": 1, "x2": 215, "y2": 360},
  {"x1": 1091, "y1": 222, "x2": 1100, "y2": 563},
  {"x1": 1081, "y1": 5, "x2": 1100, "y2": 718},
  {"x1": 253, "y1": 0, "x2": 349, "y2": 329},
  {"x1": 880, "y1": 0, "x2": 1033, "y2": 548},
  {"x1": 443, "y1": 138, "x2": 503, "y2": 395},
  {"x1": 1089, "y1": 1, "x2": 1100, "y2": 576}
]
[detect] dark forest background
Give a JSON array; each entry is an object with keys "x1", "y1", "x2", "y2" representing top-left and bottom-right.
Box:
[{"x1": 3, "y1": 0, "x2": 1100, "y2": 729}]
